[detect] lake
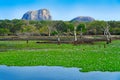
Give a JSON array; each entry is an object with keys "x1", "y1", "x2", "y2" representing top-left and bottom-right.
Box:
[{"x1": 0, "y1": 65, "x2": 120, "y2": 80}]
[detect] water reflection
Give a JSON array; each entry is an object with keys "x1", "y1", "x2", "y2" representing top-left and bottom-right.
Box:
[{"x1": 0, "y1": 65, "x2": 120, "y2": 80}]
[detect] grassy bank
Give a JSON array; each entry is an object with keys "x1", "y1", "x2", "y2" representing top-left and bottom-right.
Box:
[{"x1": 0, "y1": 40, "x2": 120, "y2": 72}]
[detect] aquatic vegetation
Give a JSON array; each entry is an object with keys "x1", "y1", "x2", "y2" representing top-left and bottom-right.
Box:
[{"x1": 0, "y1": 40, "x2": 120, "y2": 72}]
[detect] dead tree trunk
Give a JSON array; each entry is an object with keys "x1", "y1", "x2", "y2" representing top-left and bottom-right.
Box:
[
  {"x1": 74, "y1": 26, "x2": 77, "y2": 44},
  {"x1": 104, "y1": 23, "x2": 112, "y2": 44},
  {"x1": 48, "y1": 25, "x2": 51, "y2": 37},
  {"x1": 57, "y1": 34, "x2": 61, "y2": 45},
  {"x1": 48, "y1": 29, "x2": 51, "y2": 37}
]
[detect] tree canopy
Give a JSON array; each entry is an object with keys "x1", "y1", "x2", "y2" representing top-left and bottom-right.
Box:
[{"x1": 0, "y1": 19, "x2": 120, "y2": 36}]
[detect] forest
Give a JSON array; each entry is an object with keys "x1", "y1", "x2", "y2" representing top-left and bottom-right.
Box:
[{"x1": 0, "y1": 19, "x2": 120, "y2": 36}]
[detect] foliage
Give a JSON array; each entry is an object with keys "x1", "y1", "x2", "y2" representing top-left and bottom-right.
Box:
[
  {"x1": 77, "y1": 23, "x2": 86, "y2": 32},
  {"x1": 0, "y1": 28, "x2": 10, "y2": 35},
  {"x1": 66, "y1": 23, "x2": 74, "y2": 32},
  {"x1": 0, "y1": 20, "x2": 120, "y2": 35},
  {"x1": 53, "y1": 21, "x2": 68, "y2": 33}
]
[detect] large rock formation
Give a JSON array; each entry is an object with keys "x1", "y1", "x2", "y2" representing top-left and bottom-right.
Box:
[
  {"x1": 71, "y1": 16, "x2": 95, "y2": 22},
  {"x1": 22, "y1": 9, "x2": 52, "y2": 20}
]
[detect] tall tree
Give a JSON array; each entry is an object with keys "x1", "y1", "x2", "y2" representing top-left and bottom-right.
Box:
[
  {"x1": 65, "y1": 22, "x2": 74, "y2": 36},
  {"x1": 77, "y1": 23, "x2": 86, "y2": 39},
  {"x1": 87, "y1": 21, "x2": 107, "y2": 35},
  {"x1": 53, "y1": 21, "x2": 67, "y2": 43}
]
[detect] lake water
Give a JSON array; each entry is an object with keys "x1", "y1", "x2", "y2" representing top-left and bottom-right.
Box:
[{"x1": 0, "y1": 65, "x2": 120, "y2": 80}]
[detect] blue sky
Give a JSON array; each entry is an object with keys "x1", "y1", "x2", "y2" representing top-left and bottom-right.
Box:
[{"x1": 0, "y1": 0, "x2": 120, "y2": 21}]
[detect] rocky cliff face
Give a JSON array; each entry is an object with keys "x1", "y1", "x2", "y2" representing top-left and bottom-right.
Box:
[
  {"x1": 22, "y1": 9, "x2": 52, "y2": 20},
  {"x1": 71, "y1": 16, "x2": 95, "y2": 22}
]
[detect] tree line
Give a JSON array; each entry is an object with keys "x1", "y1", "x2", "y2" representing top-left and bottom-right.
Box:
[{"x1": 0, "y1": 19, "x2": 120, "y2": 36}]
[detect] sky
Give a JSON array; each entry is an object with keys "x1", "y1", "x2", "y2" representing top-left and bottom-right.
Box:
[{"x1": 0, "y1": 0, "x2": 120, "y2": 21}]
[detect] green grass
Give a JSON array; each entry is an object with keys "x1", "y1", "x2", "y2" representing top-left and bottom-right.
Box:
[{"x1": 0, "y1": 40, "x2": 120, "y2": 72}]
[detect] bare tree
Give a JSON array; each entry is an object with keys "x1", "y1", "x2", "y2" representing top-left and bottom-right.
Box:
[
  {"x1": 72, "y1": 21, "x2": 80, "y2": 44},
  {"x1": 74, "y1": 26, "x2": 77, "y2": 41},
  {"x1": 104, "y1": 23, "x2": 111, "y2": 44}
]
